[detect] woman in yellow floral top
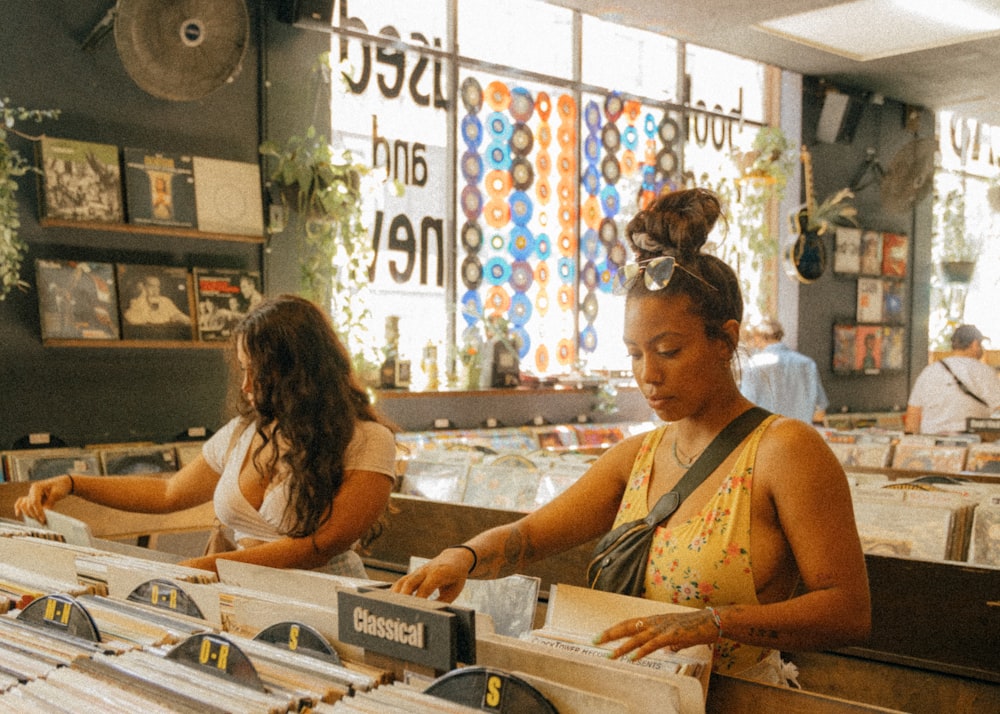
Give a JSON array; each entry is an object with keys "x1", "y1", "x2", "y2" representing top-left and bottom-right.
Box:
[{"x1": 394, "y1": 188, "x2": 871, "y2": 682}]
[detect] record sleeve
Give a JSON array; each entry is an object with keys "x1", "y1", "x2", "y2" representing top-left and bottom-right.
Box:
[
  {"x1": 192, "y1": 268, "x2": 261, "y2": 341},
  {"x1": 881, "y1": 232, "x2": 908, "y2": 277},
  {"x1": 35, "y1": 259, "x2": 121, "y2": 340},
  {"x1": 882, "y1": 280, "x2": 906, "y2": 324},
  {"x1": 98, "y1": 444, "x2": 179, "y2": 475},
  {"x1": 854, "y1": 325, "x2": 882, "y2": 372},
  {"x1": 192, "y1": 157, "x2": 264, "y2": 236},
  {"x1": 4, "y1": 448, "x2": 102, "y2": 482},
  {"x1": 964, "y1": 443, "x2": 1000, "y2": 474},
  {"x1": 122, "y1": 147, "x2": 197, "y2": 228},
  {"x1": 36, "y1": 136, "x2": 123, "y2": 223},
  {"x1": 832, "y1": 226, "x2": 861, "y2": 274},
  {"x1": 856, "y1": 277, "x2": 884, "y2": 323},
  {"x1": 832, "y1": 323, "x2": 856, "y2": 373},
  {"x1": 881, "y1": 326, "x2": 906, "y2": 371},
  {"x1": 858, "y1": 230, "x2": 883, "y2": 276},
  {"x1": 117, "y1": 264, "x2": 196, "y2": 341}
]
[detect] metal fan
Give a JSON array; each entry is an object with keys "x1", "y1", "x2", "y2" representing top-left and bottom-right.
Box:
[
  {"x1": 113, "y1": 0, "x2": 250, "y2": 102},
  {"x1": 879, "y1": 136, "x2": 937, "y2": 215}
]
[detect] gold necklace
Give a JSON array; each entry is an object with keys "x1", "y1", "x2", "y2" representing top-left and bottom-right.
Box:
[{"x1": 672, "y1": 438, "x2": 705, "y2": 469}]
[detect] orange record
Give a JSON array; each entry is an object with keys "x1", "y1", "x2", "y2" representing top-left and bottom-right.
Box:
[
  {"x1": 620, "y1": 149, "x2": 637, "y2": 176},
  {"x1": 535, "y1": 149, "x2": 552, "y2": 176},
  {"x1": 535, "y1": 92, "x2": 552, "y2": 122},
  {"x1": 534, "y1": 345, "x2": 550, "y2": 373},
  {"x1": 484, "y1": 80, "x2": 511, "y2": 112},
  {"x1": 556, "y1": 124, "x2": 576, "y2": 149},
  {"x1": 485, "y1": 169, "x2": 513, "y2": 199},
  {"x1": 536, "y1": 123, "x2": 552, "y2": 149},
  {"x1": 485, "y1": 285, "x2": 512, "y2": 314},
  {"x1": 483, "y1": 197, "x2": 511, "y2": 228},
  {"x1": 534, "y1": 261, "x2": 550, "y2": 285},
  {"x1": 557, "y1": 230, "x2": 577, "y2": 257},
  {"x1": 556, "y1": 149, "x2": 575, "y2": 178},
  {"x1": 556, "y1": 176, "x2": 575, "y2": 203},
  {"x1": 557, "y1": 337, "x2": 575, "y2": 366},
  {"x1": 556, "y1": 93, "x2": 576, "y2": 122},
  {"x1": 535, "y1": 177, "x2": 551, "y2": 205},
  {"x1": 624, "y1": 100, "x2": 641, "y2": 122},
  {"x1": 534, "y1": 287, "x2": 550, "y2": 316},
  {"x1": 581, "y1": 196, "x2": 602, "y2": 230},
  {"x1": 558, "y1": 204, "x2": 577, "y2": 229}
]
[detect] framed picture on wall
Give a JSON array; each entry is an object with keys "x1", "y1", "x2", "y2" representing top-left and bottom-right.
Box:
[
  {"x1": 832, "y1": 323, "x2": 857, "y2": 373},
  {"x1": 116, "y1": 264, "x2": 196, "y2": 341},
  {"x1": 881, "y1": 232, "x2": 908, "y2": 277},
  {"x1": 858, "y1": 230, "x2": 883, "y2": 276},
  {"x1": 855, "y1": 325, "x2": 883, "y2": 373},
  {"x1": 36, "y1": 136, "x2": 123, "y2": 223},
  {"x1": 881, "y1": 326, "x2": 906, "y2": 371},
  {"x1": 35, "y1": 259, "x2": 121, "y2": 340},
  {"x1": 833, "y1": 227, "x2": 861, "y2": 274},
  {"x1": 856, "y1": 277, "x2": 884, "y2": 323}
]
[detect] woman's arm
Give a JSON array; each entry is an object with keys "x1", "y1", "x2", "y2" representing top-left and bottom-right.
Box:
[
  {"x1": 14, "y1": 455, "x2": 220, "y2": 523},
  {"x1": 181, "y1": 468, "x2": 394, "y2": 573},
  {"x1": 392, "y1": 435, "x2": 644, "y2": 602}
]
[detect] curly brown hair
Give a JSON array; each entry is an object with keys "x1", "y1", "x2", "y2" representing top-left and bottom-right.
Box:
[
  {"x1": 234, "y1": 294, "x2": 391, "y2": 540},
  {"x1": 624, "y1": 188, "x2": 743, "y2": 352}
]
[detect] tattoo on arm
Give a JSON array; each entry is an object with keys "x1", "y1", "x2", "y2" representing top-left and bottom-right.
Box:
[
  {"x1": 748, "y1": 627, "x2": 780, "y2": 640},
  {"x1": 479, "y1": 525, "x2": 535, "y2": 577}
]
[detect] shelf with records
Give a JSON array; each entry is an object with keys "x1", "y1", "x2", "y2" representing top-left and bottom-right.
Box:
[
  {"x1": 38, "y1": 217, "x2": 265, "y2": 244},
  {"x1": 831, "y1": 323, "x2": 906, "y2": 376},
  {"x1": 36, "y1": 259, "x2": 261, "y2": 349}
]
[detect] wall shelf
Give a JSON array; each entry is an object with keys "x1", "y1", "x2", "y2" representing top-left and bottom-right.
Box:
[
  {"x1": 42, "y1": 339, "x2": 229, "y2": 349},
  {"x1": 39, "y1": 217, "x2": 266, "y2": 244}
]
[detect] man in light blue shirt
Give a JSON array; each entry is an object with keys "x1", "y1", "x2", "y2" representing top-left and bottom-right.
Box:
[{"x1": 741, "y1": 317, "x2": 829, "y2": 424}]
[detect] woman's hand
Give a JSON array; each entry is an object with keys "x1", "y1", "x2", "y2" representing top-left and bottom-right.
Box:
[
  {"x1": 593, "y1": 607, "x2": 722, "y2": 661},
  {"x1": 13, "y1": 475, "x2": 74, "y2": 525},
  {"x1": 390, "y1": 547, "x2": 475, "y2": 603}
]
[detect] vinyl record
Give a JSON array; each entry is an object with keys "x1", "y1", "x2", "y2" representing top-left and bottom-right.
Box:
[
  {"x1": 509, "y1": 191, "x2": 534, "y2": 226},
  {"x1": 461, "y1": 76, "x2": 483, "y2": 113},
  {"x1": 582, "y1": 164, "x2": 601, "y2": 197},
  {"x1": 622, "y1": 125, "x2": 639, "y2": 151},
  {"x1": 508, "y1": 225, "x2": 535, "y2": 260},
  {"x1": 490, "y1": 232, "x2": 506, "y2": 250},
  {"x1": 601, "y1": 154, "x2": 621, "y2": 184},
  {"x1": 484, "y1": 80, "x2": 511, "y2": 111},
  {"x1": 596, "y1": 259, "x2": 616, "y2": 293},
  {"x1": 509, "y1": 86, "x2": 535, "y2": 122},
  {"x1": 581, "y1": 290, "x2": 599, "y2": 320},
  {"x1": 511, "y1": 157, "x2": 534, "y2": 191},
  {"x1": 486, "y1": 285, "x2": 512, "y2": 314},
  {"x1": 584, "y1": 100, "x2": 602, "y2": 132},
  {"x1": 483, "y1": 197, "x2": 511, "y2": 227},
  {"x1": 484, "y1": 256, "x2": 512, "y2": 286},
  {"x1": 485, "y1": 140, "x2": 512, "y2": 171},
  {"x1": 601, "y1": 122, "x2": 621, "y2": 152},
  {"x1": 510, "y1": 123, "x2": 534, "y2": 156},
  {"x1": 461, "y1": 150, "x2": 484, "y2": 183},
  {"x1": 600, "y1": 184, "x2": 621, "y2": 216},
  {"x1": 486, "y1": 111, "x2": 513, "y2": 140},
  {"x1": 535, "y1": 233, "x2": 552, "y2": 260},
  {"x1": 535, "y1": 149, "x2": 552, "y2": 176},
  {"x1": 557, "y1": 337, "x2": 574, "y2": 364},
  {"x1": 579, "y1": 323, "x2": 598, "y2": 352},
  {"x1": 512, "y1": 326, "x2": 530, "y2": 358},
  {"x1": 114, "y1": 0, "x2": 249, "y2": 101},
  {"x1": 460, "y1": 290, "x2": 483, "y2": 325},
  {"x1": 581, "y1": 260, "x2": 599, "y2": 290},
  {"x1": 509, "y1": 291, "x2": 532, "y2": 326},
  {"x1": 608, "y1": 240, "x2": 628, "y2": 266},
  {"x1": 556, "y1": 151, "x2": 575, "y2": 178},
  {"x1": 604, "y1": 92, "x2": 624, "y2": 122},
  {"x1": 557, "y1": 256, "x2": 576, "y2": 283},
  {"x1": 460, "y1": 185, "x2": 483, "y2": 220},
  {"x1": 461, "y1": 114, "x2": 483, "y2": 148},
  {"x1": 557, "y1": 203, "x2": 576, "y2": 229},
  {"x1": 461, "y1": 221, "x2": 484, "y2": 252},
  {"x1": 535, "y1": 287, "x2": 550, "y2": 316},
  {"x1": 656, "y1": 147, "x2": 678, "y2": 174},
  {"x1": 461, "y1": 255, "x2": 483, "y2": 289},
  {"x1": 581, "y1": 196, "x2": 602, "y2": 230},
  {"x1": 536, "y1": 123, "x2": 552, "y2": 149},
  {"x1": 557, "y1": 125, "x2": 576, "y2": 149},
  {"x1": 534, "y1": 344, "x2": 550, "y2": 373},
  {"x1": 658, "y1": 116, "x2": 680, "y2": 144},
  {"x1": 535, "y1": 177, "x2": 551, "y2": 205},
  {"x1": 485, "y1": 169, "x2": 513, "y2": 199},
  {"x1": 556, "y1": 93, "x2": 576, "y2": 121},
  {"x1": 557, "y1": 230, "x2": 576, "y2": 258},
  {"x1": 583, "y1": 134, "x2": 601, "y2": 164},
  {"x1": 643, "y1": 112, "x2": 658, "y2": 138},
  {"x1": 620, "y1": 149, "x2": 638, "y2": 176},
  {"x1": 581, "y1": 228, "x2": 600, "y2": 260},
  {"x1": 535, "y1": 92, "x2": 552, "y2": 121},
  {"x1": 599, "y1": 217, "x2": 618, "y2": 246},
  {"x1": 624, "y1": 99, "x2": 641, "y2": 122},
  {"x1": 510, "y1": 260, "x2": 534, "y2": 292},
  {"x1": 534, "y1": 260, "x2": 550, "y2": 284}
]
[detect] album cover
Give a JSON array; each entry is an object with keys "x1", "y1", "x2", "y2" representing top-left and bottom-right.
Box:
[
  {"x1": 122, "y1": 147, "x2": 197, "y2": 228},
  {"x1": 964, "y1": 443, "x2": 1000, "y2": 474},
  {"x1": 192, "y1": 157, "x2": 265, "y2": 236},
  {"x1": 968, "y1": 505, "x2": 1000, "y2": 566},
  {"x1": 35, "y1": 259, "x2": 120, "y2": 340},
  {"x1": 832, "y1": 324, "x2": 857, "y2": 373},
  {"x1": 116, "y1": 264, "x2": 196, "y2": 341},
  {"x1": 36, "y1": 136, "x2": 123, "y2": 222},
  {"x1": 98, "y1": 445, "x2": 179, "y2": 475},
  {"x1": 832, "y1": 226, "x2": 861, "y2": 275},
  {"x1": 193, "y1": 268, "x2": 263, "y2": 341},
  {"x1": 854, "y1": 325, "x2": 882, "y2": 372},
  {"x1": 881, "y1": 232, "x2": 908, "y2": 277},
  {"x1": 891, "y1": 442, "x2": 968, "y2": 472},
  {"x1": 858, "y1": 230, "x2": 883, "y2": 276},
  {"x1": 882, "y1": 280, "x2": 906, "y2": 324},
  {"x1": 4, "y1": 448, "x2": 102, "y2": 483},
  {"x1": 856, "y1": 277, "x2": 884, "y2": 324},
  {"x1": 881, "y1": 326, "x2": 906, "y2": 371}
]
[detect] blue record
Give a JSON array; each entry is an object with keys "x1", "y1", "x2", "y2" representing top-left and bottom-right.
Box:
[
  {"x1": 596, "y1": 259, "x2": 616, "y2": 293},
  {"x1": 622, "y1": 125, "x2": 638, "y2": 151},
  {"x1": 509, "y1": 292, "x2": 532, "y2": 327},
  {"x1": 461, "y1": 114, "x2": 483, "y2": 148},
  {"x1": 509, "y1": 86, "x2": 535, "y2": 123},
  {"x1": 484, "y1": 256, "x2": 512, "y2": 286},
  {"x1": 641, "y1": 164, "x2": 656, "y2": 191},
  {"x1": 535, "y1": 232, "x2": 552, "y2": 259},
  {"x1": 579, "y1": 324, "x2": 598, "y2": 352},
  {"x1": 461, "y1": 76, "x2": 483, "y2": 113},
  {"x1": 508, "y1": 226, "x2": 535, "y2": 261},
  {"x1": 583, "y1": 134, "x2": 601, "y2": 164},
  {"x1": 510, "y1": 260, "x2": 534, "y2": 293},
  {"x1": 486, "y1": 111, "x2": 513, "y2": 140},
  {"x1": 581, "y1": 228, "x2": 600, "y2": 260},
  {"x1": 582, "y1": 164, "x2": 601, "y2": 196},
  {"x1": 461, "y1": 255, "x2": 483, "y2": 289},
  {"x1": 512, "y1": 326, "x2": 531, "y2": 358},
  {"x1": 643, "y1": 112, "x2": 657, "y2": 138},
  {"x1": 600, "y1": 184, "x2": 620, "y2": 217},
  {"x1": 461, "y1": 150, "x2": 484, "y2": 183},
  {"x1": 460, "y1": 290, "x2": 482, "y2": 325},
  {"x1": 584, "y1": 100, "x2": 602, "y2": 132},
  {"x1": 509, "y1": 190, "x2": 533, "y2": 226},
  {"x1": 557, "y1": 256, "x2": 576, "y2": 283},
  {"x1": 485, "y1": 140, "x2": 512, "y2": 171}
]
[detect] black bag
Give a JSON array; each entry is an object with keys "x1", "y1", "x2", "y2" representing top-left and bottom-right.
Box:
[{"x1": 587, "y1": 407, "x2": 771, "y2": 596}]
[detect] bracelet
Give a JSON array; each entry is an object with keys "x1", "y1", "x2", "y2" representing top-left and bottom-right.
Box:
[
  {"x1": 706, "y1": 606, "x2": 723, "y2": 640},
  {"x1": 66, "y1": 474, "x2": 75, "y2": 495},
  {"x1": 445, "y1": 544, "x2": 478, "y2": 575}
]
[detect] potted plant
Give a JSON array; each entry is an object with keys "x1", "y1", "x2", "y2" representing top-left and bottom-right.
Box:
[{"x1": 0, "y1": 97, "x2": 59, "y2": 300}]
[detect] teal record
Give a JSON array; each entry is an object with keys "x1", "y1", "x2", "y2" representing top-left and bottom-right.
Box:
[
  {"x1": 460, "y1": 290, "x2": 483, "y2": 325},
  {"x1": 484, "y1": 256, "x2": 512, "y2": 286},
  {"x1": 557, "y1": 256, "x2": 576, "y2": 283},
  {"x1": 580, "y1": 323, "x2": 598, "y2": 352},
  {"x1": 509, "y1": 190, "x2": 533, "y2": 226},
  {"x1": 461, "y1": 221, "x2": 484, "y2": 253},
  {"x1": 535, "y1": 233, "x2": 552, "y2": 259},
  {"x1": 581, "y1": 260, "x2": 598, "y2": 290},
  {"x1": 583, "y1": 134, "x2": 601, "y2": 164},
  {"x1": 622, "y1": 125, "x2": 638, "y2": 150},
  {"x1": 461, "y1": 76, "x2": 483, "y2": 113},
  {"x1": 510, "y1": 260, "x2": 534, "y2": 293},
  {"x1": 485, "y1": 140, "x2": 512, "y2": 170},
  {"x1": 581, "y1": 228, "x2": 600, "y2": 260},
  {"x1": 512, "y1": 326, "x2": 531, "y2": 358},
  {"x1": 582, "y1": 164, "x2": 601, "y2": 196},
  {"x1": 509, "y1": 292, "x2": 532, "y2": 327},
  {"x1": 600, "y1": 184, "x2": 620, "y2": 217},
  {"x1": 509, "y1": 87, "x2": 535, "y2": 122},
  {"x1": 461, "y1": 185, "x2": 483, "y2": 220},
  {"x1": 604, "y1": 92, "x2": 623, "y2": 122},
  {"x1": 508, "y1": 226, "x2": 535, "y2": 261},
  {"x1": 461, "y1": 150, "x2": 484, "y2": 183},
  {"x1": 511, "y1": 157, "x2": 534, "y2": 190},
  {"x1": 510, "y1": 123, "x2": 534, "y2": 156},
  {"x1": 461, "y1": 255, "x2": 483, "y2": 289},
  {"x1": 486, "y1": 111, "x2": 513, "y2": 140},
  {"x1": 461, "y1": 114, "x2": 483, "y2": 148},
  {"x1": 644, "y1": 112, "x2": 657, "y2": 138},
  {"x1": 584, "y1": 100, "x2": 602, "y2": 132}
]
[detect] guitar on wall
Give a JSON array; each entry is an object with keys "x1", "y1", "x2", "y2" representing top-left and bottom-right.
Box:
[{"x1": 784, "y1": 145, "x2": 827, "y2": 284}]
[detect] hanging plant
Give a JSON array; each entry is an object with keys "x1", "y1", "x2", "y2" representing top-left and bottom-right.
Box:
[{"x1": 0, "y1": 97, "x2": 60, "y2": 300}]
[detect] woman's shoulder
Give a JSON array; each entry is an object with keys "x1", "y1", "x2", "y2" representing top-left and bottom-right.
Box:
[{"x1": 755, "y1": 416, "x2": 845, "y2": 485}]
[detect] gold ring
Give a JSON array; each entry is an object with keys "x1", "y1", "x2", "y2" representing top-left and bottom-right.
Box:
[{"x1": 635, "y1": 620, "x2": 644, "y2": 632}]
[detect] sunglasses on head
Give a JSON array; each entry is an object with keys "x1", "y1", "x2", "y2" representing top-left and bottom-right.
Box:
[{"x1": 613, "y1": 256, "x2": 718, "y2": 295}]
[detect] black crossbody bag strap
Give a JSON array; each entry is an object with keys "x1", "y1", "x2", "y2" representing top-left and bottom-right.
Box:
[{"x1": 939, "y1": 359, "x2": 989, "y2": 408}]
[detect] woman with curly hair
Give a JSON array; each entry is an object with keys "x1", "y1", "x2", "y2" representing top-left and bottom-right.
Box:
[
  {"x1": 394, "y1": 188, "x2": 870, "y2": 684},
  {"x1": 17, "y1": 295, "x2": 397, "y2": 577}
]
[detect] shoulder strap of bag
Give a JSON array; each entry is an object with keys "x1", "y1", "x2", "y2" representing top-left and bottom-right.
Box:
[
  {"x1": 646, "y1": 406, "x2": 772, "y2": 522},
  {"x1": 939, "y1": 359, "x2": 989, "y2": 407}
]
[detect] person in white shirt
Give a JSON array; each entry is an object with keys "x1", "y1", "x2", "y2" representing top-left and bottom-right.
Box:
[{"x1": 904, "y1": 324, "x2": 1000, "y2": 434}]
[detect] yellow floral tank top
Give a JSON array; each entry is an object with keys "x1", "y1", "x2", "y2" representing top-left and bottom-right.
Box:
[{"x1": 612, "y1": 417, "x2": 777, "y2": 674}]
